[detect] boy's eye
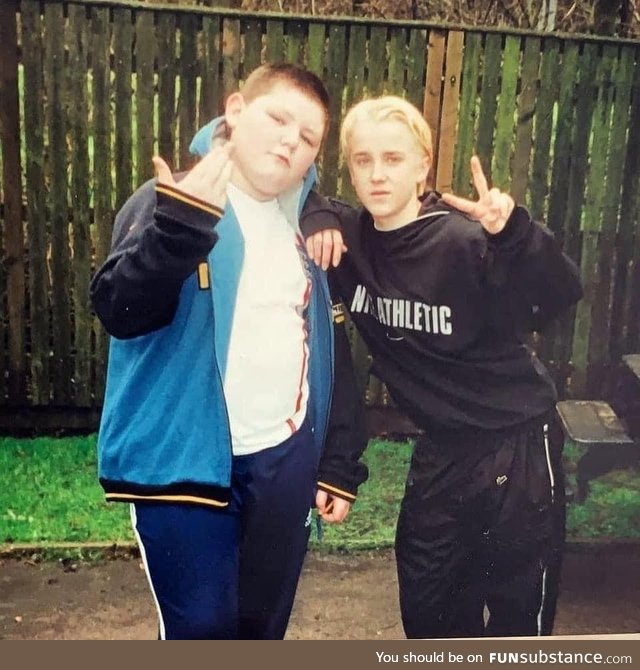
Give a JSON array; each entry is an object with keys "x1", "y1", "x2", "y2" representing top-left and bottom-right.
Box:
[
  {"x1": 269, "y1": 113, "x2": 286, "y2": 125},
  {"x1": 386, "y1": 155, "x2": 402, "y2": 164}
]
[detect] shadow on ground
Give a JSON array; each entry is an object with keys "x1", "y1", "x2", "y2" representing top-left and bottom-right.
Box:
[{"x1": 1, "y1": 544, "x2": 639, "y2": 639}]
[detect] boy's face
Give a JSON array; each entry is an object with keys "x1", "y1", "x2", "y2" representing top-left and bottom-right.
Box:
[
  {"x1": 347, "y1": 118, "x2": 430, "y2": 231},
  {"x1": 225, "y1": 83, "x2": 326, "y2": 201}
]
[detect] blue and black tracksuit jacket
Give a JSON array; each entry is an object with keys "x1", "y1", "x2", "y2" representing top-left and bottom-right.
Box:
[{"x1": 90, "y1": 161, "x2": 368, "y2": 509}]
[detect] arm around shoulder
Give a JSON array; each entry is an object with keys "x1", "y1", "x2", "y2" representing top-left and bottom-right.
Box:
[{"x1": 316, "y1": 286, "x2": 369, "y2": 503}]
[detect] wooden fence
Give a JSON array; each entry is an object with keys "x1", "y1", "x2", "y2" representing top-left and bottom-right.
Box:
[{"x1": 1, "y1": 0, "x2": 640, "y2": 427}]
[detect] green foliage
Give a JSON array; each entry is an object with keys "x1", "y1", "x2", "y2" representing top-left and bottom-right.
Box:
[{"x1": 1, "y1": 435, "x2": 640, "y2": 552}]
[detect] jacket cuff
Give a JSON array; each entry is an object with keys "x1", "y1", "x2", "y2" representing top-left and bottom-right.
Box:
[
  {"x1": 155, "y1": 182, "x2": 224, "y2": 223},
  {"x1": 488, "y1": 204, "x2": 531, "y2": 247},
  {"x1": 316, "y1": 479, "x2": 358, "y2": 502}
]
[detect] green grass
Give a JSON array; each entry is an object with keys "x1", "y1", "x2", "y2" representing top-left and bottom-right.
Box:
[{"x1": 1, "y1": 435, "x2": 640, "y2": 550}]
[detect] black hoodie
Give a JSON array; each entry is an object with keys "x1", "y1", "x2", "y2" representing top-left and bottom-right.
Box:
[{"x1": 302, "y1": 191, "x2": 583, "y2": 445}]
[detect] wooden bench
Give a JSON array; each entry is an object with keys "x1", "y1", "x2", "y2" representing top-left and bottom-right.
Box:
[{"x1": 556, "y1": 400, "x2": 638, "y2": 502}]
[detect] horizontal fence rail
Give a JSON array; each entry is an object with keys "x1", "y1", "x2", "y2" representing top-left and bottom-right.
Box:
[{"x1": 1, "y1": 0, "x2": 640, "y2": 425}]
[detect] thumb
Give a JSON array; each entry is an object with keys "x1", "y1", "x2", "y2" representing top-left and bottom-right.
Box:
[{"x1": 152, "y1": 156, "x2": 174, "y2": 185}]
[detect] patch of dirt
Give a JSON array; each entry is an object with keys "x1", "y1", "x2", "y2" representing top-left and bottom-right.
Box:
[{"x1": 1, "y1": 546, "x2": 639, "y2": 639}]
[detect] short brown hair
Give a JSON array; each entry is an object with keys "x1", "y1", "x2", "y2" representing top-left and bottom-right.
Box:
[{"x1": 241, "y1": 62, "x2": 330, "y2": 127}]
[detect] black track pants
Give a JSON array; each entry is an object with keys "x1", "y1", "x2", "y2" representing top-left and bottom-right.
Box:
[{"x1": 395, "y1": 414, "x2": 565, "y2": 639}]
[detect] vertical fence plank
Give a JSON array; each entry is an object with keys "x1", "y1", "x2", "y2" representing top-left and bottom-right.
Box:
[
  {"x1": 157, "y1": 11, "x2": 177, "y2": 165},
  {"x1": 21, "y1": 0, "x2": 50, "y2": 405},
  {"x1": 113, "y1": 8, "x2": 134, "y2": 211},
  {"x1": 386, "y1": 27, "x2": 406, "y2": 96},
  {"x1": 492, "y1": 35, "x2": 520, "y2": 191},
  {"x1": 0, "y1": 0, "x2": 26, "y2": 404},
  {"x1": 135, "y1": 9, "x2": 155, "y2": 185},
  {"x1": 571, "y1": 44, "x2": 615, "y2": 394},
  {"x1": 178, "y1": 13, "x2": 198, "y2": 169},
  {"x1": 322, "y1": 23, "x2": 347, "y2": 196},
  {"x1": 511, "y1": 36, "x2": 540, "y2": 205},
  {"x1": 435, "y1": 31, "x2": 463, "y2": 194},
  {"x1": 453, "y1": 32, "x2": 481, "y2": 197},
  {"x1": 476, "y1": 33, "x2": 502, "y2": 174},
  {"x1": 423, "y1": 29, "x2": 445, "y2": 176},
  {"x1": 406, "y1": 28, "x2": 427, "y2": 111},
  {"x1": 242, "y1": 17, "x2": 263, "y2": 76},
  {"x1": 549, "y1": 44, "x2": 597, "y2": 383},
  {"x1": 545, "y1": 43, "x2": 579, "y2": 240},
  {"x1": 265, "y1": 19, "x2": 284, "y2": 63},
  {"x1": 285, "y1": 19, "x2": 305, "y2": 65},
  {"x1": 68, "y1": 5, "x2": 92, "y2": 406},
  {"x1": 306, "y1": 22, "x2": 326, "y2": 78},
  {"x1": 45, "y1": 2, "x2": 72, "y2": 405},
  {"x1": 91, "y1": 6, "x2": 112, "y2": 403},
  {"x1": 340, "y1": 23, "x2": 366, "y2": 203},
  {"x1": 529, "y1": 38, "x2": 560, "y2": 222},
  {"x1": 222, "y1": 18, "x2": 241, "y2": 105},
  {"x1": 366, "y1": 26, "x2": 387, "y2": 97},
  {"x1": 200, "y1": 15, "x2": 222, "y2": 121}
]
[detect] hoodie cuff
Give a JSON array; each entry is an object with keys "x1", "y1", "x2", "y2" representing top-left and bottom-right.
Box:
[
  {"x1": 488, "y1": 204, "x2": 531, "y2": 247},
  {"x1": 316, "y1": 479, "x2": 358, "y2": 502}
]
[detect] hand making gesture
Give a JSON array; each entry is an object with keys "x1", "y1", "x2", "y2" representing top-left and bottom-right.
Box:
[
  {"x1": 152, "y1": 143, "x2": 234, "y2": 212},
  {"x1": 441, "y1": 155, "x2": 515, "y2": 235}
]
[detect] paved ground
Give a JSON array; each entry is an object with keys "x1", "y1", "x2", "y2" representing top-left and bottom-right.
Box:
[{"x1": 1, "y1": 544, "x2": 639, "y2": 639}]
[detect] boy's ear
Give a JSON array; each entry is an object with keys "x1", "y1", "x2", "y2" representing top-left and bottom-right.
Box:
[
  {"x1": 417, "y1": 155, "x2": 431, "y2": 188},
  {"x1": 224, "y1": 92, "x2": 245, "y2": 130}
]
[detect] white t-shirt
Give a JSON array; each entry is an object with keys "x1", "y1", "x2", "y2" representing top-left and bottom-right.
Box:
[{"x1": 223, "y1": 183, "x2": 310, "y2": 455}]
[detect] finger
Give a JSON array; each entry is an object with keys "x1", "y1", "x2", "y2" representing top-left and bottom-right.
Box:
[
  {"x1": 202, "y1": 145, "x2": 235, "y2": 184},
  {"x1": 306, "y1": 237, "x2": 315, "y2": 261},
  {"x1": 312, "y1": 231, "x2": 324, "y2": 267},
  {"x1": 321, "y1": 229, "x2": 334, "y2": 271},
  {"x1": 331, "y1": 230, "x2": 344, "y2": 268},
  {"x1": 152, "y1": 156, "x2": 174, "y2": 186},
  {"x1": 441, "y1": 192, "x2": 480, "y2": 216},
  {"x1": 470, "y1": 155, "x2": 489, "y2": 198}
]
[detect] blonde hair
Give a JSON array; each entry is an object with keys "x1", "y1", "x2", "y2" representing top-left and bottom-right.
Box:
[{"x1": 340, "y1": 96, "x2": 433, "y2": 165}]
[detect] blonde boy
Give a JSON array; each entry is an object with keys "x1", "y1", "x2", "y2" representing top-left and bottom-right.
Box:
[{"x1": 306, "y1": 95, "x2": 582, "y2": 638}]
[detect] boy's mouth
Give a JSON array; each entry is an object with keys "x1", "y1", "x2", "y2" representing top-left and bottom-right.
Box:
[{"x1": 271, "y1": 152, "x2": 291, "y2": 167}]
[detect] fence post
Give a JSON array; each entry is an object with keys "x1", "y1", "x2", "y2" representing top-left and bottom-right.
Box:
[{"x1": 0, "y1": 0, "x2": 27, "y2": 405}]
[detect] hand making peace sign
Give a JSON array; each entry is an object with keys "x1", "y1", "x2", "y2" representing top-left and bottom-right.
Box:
[{"x1": 441, "y1": 155, "x2": 515, "y2": 235}]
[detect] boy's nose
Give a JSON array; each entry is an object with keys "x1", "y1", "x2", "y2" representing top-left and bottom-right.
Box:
[
  {"x1": 370, "y1": 163, "x2": 386, "y2": 181},
  {"x1": 280, "y1": 127, "x2": 300, "y2": 148}
]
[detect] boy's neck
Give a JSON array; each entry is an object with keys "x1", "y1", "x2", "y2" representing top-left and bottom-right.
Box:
[{"x1": 372, "y1": 198, "x2": 422, "y2": 232}]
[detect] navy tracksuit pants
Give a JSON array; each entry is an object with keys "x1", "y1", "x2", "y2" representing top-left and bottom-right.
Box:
[
  {"x1": 396, "y1": 412, "x2": 565, "y2": 639},
  {"x1": 131, "y1": 418, "x2": 319, "y2": 640}
]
